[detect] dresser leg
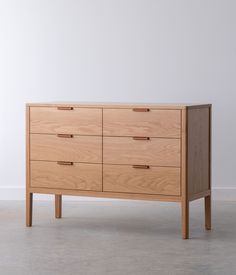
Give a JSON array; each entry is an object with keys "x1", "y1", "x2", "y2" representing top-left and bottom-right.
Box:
[
  {"x1": 55, "y1": 195, "x2": 62, "y2": 219},
  {"x1": 26, "y1": 192, "x2": 33, "y2": 227},
  {"x1": 181, "y1": 200, "x2": 189, "y2": 239},
  {"x1": 205, "y1": 195, "x2": 211, "y2": 230}
]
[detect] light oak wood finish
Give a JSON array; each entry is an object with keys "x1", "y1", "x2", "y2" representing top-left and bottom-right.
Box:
[
  {"x1": 205, "y1": 105, "x2": 212, "y2": 230},
  {"x1": 187, "y1": 106, "x2": 212, "y2": 235},
  {"x1": 31, "y1": 161, "x2": 102, "y2": 191},
  {"x1": 55, "y1": 194, "x2": 62, "y2": 219},
  {"x1": 26, "y1": 102, "x2": 212, "y2": 239},
  {"x1": 26, "y1": 192, "x2": 33, "y2": 227},
  {"x1": 208, "y1": 106, "x2": 212, "y2": 230},
  {"x1": 103, "y1": 109, "x2": 181, "y2": 138},
  {"x1": 27, "y1": 102, "x2": 211, "y2": 110},
  {"x1": 29, "y1": 187, "x2": 182, "y2": 202},
  {"x1": 189, "y1": 190, "x2": 211, "y2": 201},
  {"x1": 30, "y1": 107, "x2": 102, "y2": 135},
  {"x1": 26, "y1": 106, "x2": 33, "y2": 227},
  {"x1": 187, "y1": 107, "x2": 210, "y2": 195},
  {"x1": 103, "y1": 137, "x2": 180, "y2": 167},
  {"x1": 103, "y1": 165, "x2": 180, "y2": 195},
  {"x1": 181, "y1": 109, "x2": 189, "y2": 239},
  {"x1": 30, "y1": 134, "x2": 102, "y2": 163},
  {"x1": 205, "y1": 195, "x2": 211, "y2": 230}
]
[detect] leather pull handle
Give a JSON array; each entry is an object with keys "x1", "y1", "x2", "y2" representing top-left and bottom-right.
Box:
[
  {"x1": 57, "y1": 161, "x2": 73, "y2": 166},
  {"x1": 133, "y1": 136, "x2": 150, "y2": 141},
  {"x1": 132, "y1": 165, "x2": 150, "y2": 169},
  {"x1": 132, "y1": 108, "x2": 150, "y2": 112},
  {"x1": 57, "y1": 134, "x2": 73, "y2": 138},
  {"x1": 57, "y1": 107, "x2": 74, "y2": 110}
]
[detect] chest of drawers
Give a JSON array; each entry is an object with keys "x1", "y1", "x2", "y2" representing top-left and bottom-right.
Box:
[{"x1": 26, "y1": 103, "x2": 212, "y2": 239}]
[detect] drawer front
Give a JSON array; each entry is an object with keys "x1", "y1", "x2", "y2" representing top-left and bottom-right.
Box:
[
  {"x1": 30, "y1": 161, "x2": 102, "y2": 191},
  {"x1": 103, "y1": 137, "x2": 180, "y2": 167},
  {"x1": 104, "y1": 165, "x2": 180, "y2": 196},
  {"x1": 30, "y1": 134, "x2": 102, "y2": 163},
  {"x1": 30, "y1": 107, "x2": 102, "y2": 135},
  {"x1": 103, "y1": 109, "x2": 181, "y2": 138}
]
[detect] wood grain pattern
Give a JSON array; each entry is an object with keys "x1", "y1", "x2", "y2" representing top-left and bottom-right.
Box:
[
  {"x1": 103, "y1": 109, "x2": 181, "y2": 138},
  {"x1": 103, "y1": 137, "x2": 180, "y2": 167},
  {"x1": 27, "y1": 102, "x2": 211, "y2": 110},
  {"x1": 30, "y1": 134, "x2": 102, "y2": 163},
  {"x1": 30, "y1": 107, "x2": 102, "y2": 135},
  {"x1": 29, "y1": 187, "x2": 181, "y2": 202},
  {"x1": 103, "y1": 165, "x2": 180, "y2": 195},
  {"x1": 187, "y1": 107, "x2": 210, "y2": 196},
  {"x1": 30, "y1": 161, "x2": 102, "y2": 191},
  {"x1": 26, "y1": 103, "x2": 212, "y2": 238}
]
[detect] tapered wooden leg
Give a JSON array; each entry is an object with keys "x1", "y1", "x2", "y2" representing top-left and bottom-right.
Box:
[
  {"x1": 181, "y1": 200, "x2": 189, "y2": 239},
  {"x1": 55, "y1": 194, "x2": 62, "y2": 219},
  {"x1": 205, "y1": 195, "x2": 211, "y2": 230},
  {"x1": 26, "y1": 192, "x2": 33, "y2": 227}
]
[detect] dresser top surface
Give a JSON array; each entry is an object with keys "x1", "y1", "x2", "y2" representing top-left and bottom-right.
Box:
[{"x1": 26, "y1": 102, "x2": 211, "y2": 110}]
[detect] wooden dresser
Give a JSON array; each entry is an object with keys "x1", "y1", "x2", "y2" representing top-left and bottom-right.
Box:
[{"x1": 26, "y1": 103, "x2": 212, "y2": 239}]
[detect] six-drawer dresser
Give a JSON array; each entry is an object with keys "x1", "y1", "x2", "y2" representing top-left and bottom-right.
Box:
[{"x1": 26, "y1": 103, "x2": 212, "y2": 239}]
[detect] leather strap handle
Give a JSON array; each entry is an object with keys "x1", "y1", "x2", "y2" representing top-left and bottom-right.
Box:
[
  {"x1": 132, "y1": 136, "x2": 150, "y2": 141},
  {"x1": 57, "y1": 134, "x2": 73, "y2": 138},
  {"x1": 57, "y1": 107, "x2": 74, "y2": 110},
  {"x1": 132, "y1": 108, "x2": 150, "y2": 112},
  {"x1": 132, "y1": 165, "x2": 150, "y2": 169},
  {"x1": 57, "y1": 161, "x2": 73, "y2": 166}
]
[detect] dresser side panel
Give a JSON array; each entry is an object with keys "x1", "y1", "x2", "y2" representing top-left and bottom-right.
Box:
[
  {"x1": 26, "y1": 106, "x2": 30, "y2": 190},
  {"x1": 187, "y1": 107, "x2": 211, "y2": 196}
]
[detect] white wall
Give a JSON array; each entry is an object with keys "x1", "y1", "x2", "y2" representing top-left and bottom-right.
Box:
[{"x1": 0, "y1": 0, "x2": 235, "y2": 200}]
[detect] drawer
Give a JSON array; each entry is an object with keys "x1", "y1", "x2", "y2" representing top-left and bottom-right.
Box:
[
  {"x1": 103, "y1": 137, "x2": 180, "y2": 167},
  {"x1": 104, "y1": 165, "x2": 180, "y2": 196},
  {"x1": 30, "y1": 161, "x2": 102, "y2": 191},
  {"x1": 103, "y1": 109, "x2": 181, "y2": 138},
  {"x1": 30, "y1": 107, "x2": 102, "y2": 135},
  {"x1": 30, "y1": 134, "x2": 102, "y2": 163}
]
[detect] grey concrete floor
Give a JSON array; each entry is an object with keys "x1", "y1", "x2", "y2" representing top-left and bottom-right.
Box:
[{"x1": 0, "y1": 200, "x2": 235, "y2": 275}]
